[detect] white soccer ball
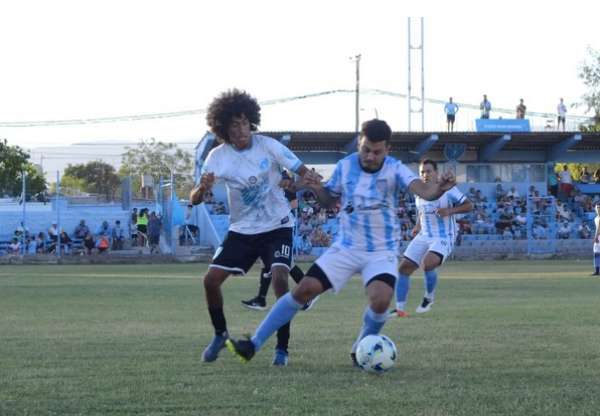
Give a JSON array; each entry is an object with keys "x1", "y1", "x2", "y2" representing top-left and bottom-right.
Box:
[{"x1": 355, "y1": 334, "x2": 397, "y2": 373}]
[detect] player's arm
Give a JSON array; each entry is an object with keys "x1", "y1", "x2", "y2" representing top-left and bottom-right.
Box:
[
  {"x1": 436, "y1": 199, "x2": 474, "y2": 218},
  {"x1": 408, "y1": 171, "x2": 456, "y2": 201},
  {"x1": 411, "y1": 216, "x2": 421, "y2": 237},
  {"x1": 189, "y1": 172, "x2": 215, "y2": 206}
]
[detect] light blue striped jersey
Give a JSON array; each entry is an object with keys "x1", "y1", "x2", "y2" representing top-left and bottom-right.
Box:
[
  {"x1": 415, "y1": 186, "x2": 466, "y2": 239},
  {"x1": 324, "y1": 154, "x2": 418, "y2": 252}
]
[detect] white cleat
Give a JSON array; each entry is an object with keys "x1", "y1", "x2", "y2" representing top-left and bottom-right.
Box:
[{"x1": 415, "y1": 297, "x2": 434, "y2": 314}]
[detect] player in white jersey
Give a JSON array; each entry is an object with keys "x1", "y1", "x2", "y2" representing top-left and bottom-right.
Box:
[
  {"x1": 226, "y1": 119, "x2": 456, "y2": 367},
  {"x1": 190, "y1": 89, "x2": 320, "y2": 366},
  {"x1": 592, "y1": 203, "x2": 600, "y2": 276},
  {"x1": 390, "y1": 159, "x2": 473, "y2": 318}
]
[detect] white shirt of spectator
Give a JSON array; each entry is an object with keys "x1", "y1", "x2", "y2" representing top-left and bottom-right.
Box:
[
  {"x1": 201, "y1": 134, "x2": 302, "y2": 235},
  {"x1": 560, "y1": 170, "x2": 572, "y2": 184},
  {"x1": 557, "y1": 103, "x2": 567, "y2": 117},
  {"x1": 594, "y1": 216, "x2": 600, "y2": 253},
  {"x1": 416, "y1": 186, "x2": 467, "y2": 240},
  {"x1": 324, "y1": 155, "x2": 418, "y2": 252}
]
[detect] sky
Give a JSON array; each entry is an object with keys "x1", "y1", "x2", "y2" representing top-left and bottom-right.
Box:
[{"x1": 0, "y1": 0, "x2": 599, "y2": 175}]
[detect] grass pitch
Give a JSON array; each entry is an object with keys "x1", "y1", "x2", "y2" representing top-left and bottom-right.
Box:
[{"x1": 1, "y1": 261, "x2": 599, "y2": 416}]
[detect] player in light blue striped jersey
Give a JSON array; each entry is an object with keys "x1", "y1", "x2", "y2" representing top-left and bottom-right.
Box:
[
  {"x1": 227, "y1": 119, "x2": 457, "y2": 366},
  {"x1": 390, "y1": 159, "x2": 473, "y2": 318}
]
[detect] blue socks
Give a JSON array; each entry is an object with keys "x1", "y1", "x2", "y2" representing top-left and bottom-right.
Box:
[
  {"x1": 424, "y1": 270, "x2": 438, "y2": 299},
  {"x1": 352, "y1": 306, "x2": 388, "y2": 352},
  {"x1": 394, "y1": 273, "x2": 410, "y2": 310},
  {"x1": 594, "y1": 253, "x2": 600, "y2": 268},
  {"x1": 251, "y1": 293, "x2": 303, "y2": 352}
]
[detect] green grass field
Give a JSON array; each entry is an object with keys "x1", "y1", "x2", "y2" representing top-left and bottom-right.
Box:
[{"x1": 1, "y1": 261, "x2": 599, "y2": 416}]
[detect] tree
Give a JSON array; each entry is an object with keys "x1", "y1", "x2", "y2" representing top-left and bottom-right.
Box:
[
  {"x1": 119, "y1": 138, "x2": 194, "y2": 198},
  {"x1": 577, "y1": 47, "x2": 600, "y2": 131},
  {"x1": 0, "y1": 139, "x2": 47, "y2": 198},
  {"x1": 63, "y1": 161, "x2": 121, "y2": 200}
]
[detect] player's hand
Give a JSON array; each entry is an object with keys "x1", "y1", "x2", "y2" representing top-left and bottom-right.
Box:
[
  {"x1": 190, "y1": 172, "x2": 215, "y2": 205},
  {"x1": 302, "y1": 169, "x2": 323, "y2": 186},
  {"x1": 439, "y1": 171, "x2": 456, "y2": 192},
  {"x1": 411, "y1": 228, "x2": 419, "y2": 237},
  {"x1": 279, "y1": 178, "x2": 297, "y2": 192},
  {"x1": 435, "y1": 207, "x2": 452, "y2": 217}
]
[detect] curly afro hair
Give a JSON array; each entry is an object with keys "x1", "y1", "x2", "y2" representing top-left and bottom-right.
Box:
[{"x1": 206, "y1": 89, "x2": 261, "y2": 143}]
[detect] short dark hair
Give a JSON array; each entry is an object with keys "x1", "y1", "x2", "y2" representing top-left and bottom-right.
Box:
[
  {"x1": 206, "y1": 89, "x2": 261, "y2": 143},
  {"x1": 360, "y1": 119, "x2": 392, "y2": 143},
  {"x1": 420, "y1": 159, "x2": 438, "y2": 171}
]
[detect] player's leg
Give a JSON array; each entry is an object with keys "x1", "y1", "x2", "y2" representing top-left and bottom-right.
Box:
[
  {"x1": 593, "y1": 252, "x2": 600, "y2": 275},
  {"x1": 391, "y1": 237, "x2": 427, "y2": 317},
  {"x1": 416, "y1": 251, "x2": 443, "y2": 314},
  {"x1": 241, "y1": 266, "x2": 270, "y2": 311},
  {"x1": 202, "y1": 232, "x2": 257, "y2": 362},
  {"x1": 227, "y1": 245, "x2": 356, "y2": 363}
]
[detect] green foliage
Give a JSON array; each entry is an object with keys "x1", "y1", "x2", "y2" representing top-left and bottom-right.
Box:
[
  {"x1": 577, "y1": 47, "x2": 600, "y2": 130},
  {"x1": 554, "y1": 163, "x2": 600, "y2": 182},
  {"x1": 0, "y1": 139, "x2": 47, "y2": 198},
  {"x1": 0, "y1": 261, "x2": 599, "y2": 416},
  {"x1": 63, "y1": 160, "x2": 121, "y2": 200},
  {"x1": 119, "y1": 138, "x2": 194, "y2": 198}
]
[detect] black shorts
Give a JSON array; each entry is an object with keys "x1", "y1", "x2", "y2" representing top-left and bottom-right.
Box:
[
  {"x1": 137, "y1": 224, "x2": 147, "y2": 234},
  {"x1": 447, "y1": 114, "x2": 455, "y2": 123},
  {"x1": 211, "y1": 227, "x2": 293, "y2": 275}
]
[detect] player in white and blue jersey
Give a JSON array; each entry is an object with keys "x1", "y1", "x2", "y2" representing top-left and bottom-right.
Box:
[
  {"x1": 226, "y1": 119, "x2": 457, "y2": 367},
  {"x1": 190, "y1": 89, "x2": 320, "y2": 366},
  {"x1": 390, "y1": 159, "x2": 473, "y2": 318},
  {"x1": 592, "y1": 203, "x2": 600, "y2": 276}
]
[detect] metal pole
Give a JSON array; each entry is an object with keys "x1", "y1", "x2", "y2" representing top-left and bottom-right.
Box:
[
  {"x1": 421, "y1": 17, "x2": 425, "y2": 132},
  {"x1": 56, "y1": 171, "x2": 61, "y2": 257},
  {"x1": 407, "y1": 18, "x2": 412, "y2": 132},
  {"x1": 21, "y1": 171, "x2": 26, "y2": 255},
  {"x1": 354, "y1": 54, "x2": 361, "y2": 133}
]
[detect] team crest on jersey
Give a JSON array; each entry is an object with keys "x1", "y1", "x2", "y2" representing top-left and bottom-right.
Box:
[
  {"x1": 344, "y1": 202, "x2": 354, "y2": 214},
  {"x1": 259, "y1": 158, "x2": 269, "y2": 170},
  {"x1": 248, "y1": 176, "x2": 258, "y2": 185}
]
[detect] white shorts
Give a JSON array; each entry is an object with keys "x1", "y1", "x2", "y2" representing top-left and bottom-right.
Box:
[
  {"x1": 593, "y1": 242, "x2": 600, "y2": 254},
  {"x1": 402, "y1": 234, "x2": 455, "y2": 266},
  {"x1": 314, "y1": 245, "x2": 399, "y2": 293}
]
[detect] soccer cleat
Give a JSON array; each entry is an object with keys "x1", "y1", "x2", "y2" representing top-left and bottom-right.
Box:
[
  {"x1": 225, "y1": 337, "x2": 256, "y2": 363},
  {"x1": 591, "y1": 272, "x2": 599, "y2": 276},
  {"x1": 301, "y1": 295, "x2": 320, "y2": 311},
  {"x1": 201, "y1": 332, "x2": 228, "y2": 362},
  {"x1": 350, "y1": 352, "x2": 359, "y2": 368},
  {"x1": 272, "y1": 349, "x2": 289, "y2": 366},
  {"x1": 387, "y1": 309, "x2": 408, "y2": 319},
  {"x1": 415, "y1": 297, "x2": 434, "y2": 314},
  {"x1": 241, "y1": 296, "x2": 267, "y2": 311}
]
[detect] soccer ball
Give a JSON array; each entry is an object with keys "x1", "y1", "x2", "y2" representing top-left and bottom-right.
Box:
[{"x1": 355, "y1": 334, "x2": 397, "y2": 373}]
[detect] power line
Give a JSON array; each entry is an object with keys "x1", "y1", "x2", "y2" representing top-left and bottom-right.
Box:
[{"x1": 0, "y1": 89, "x2": 590, "y2": 128}]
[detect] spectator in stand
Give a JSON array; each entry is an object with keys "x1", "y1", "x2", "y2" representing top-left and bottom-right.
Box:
[
  {"x1": 516, "y1": 99, "x2": 527, "y2": 119},
  {"x1": 580, "y1": 167, "x2": 591, "y2": 184},
  {"x1": 83, "y1": 232, "x2": 95, "y2": 255},
  {"x1": 495, "y1": 183, "x2": 506, "y2": 201},
  {"x1": 214, "y1": 201, "x2": 227, "y2": 215},
  {"x1": 559, "y1": 165, "x2": 572, "y2": 196},
  {"x1": 97, "y1": 221, "x2": 111, "y2": 237},
  {"x1": 298, "y1": 218, "x2": 312, "y2": 237},
  {"x1": 74, "y1": 220, "x2": 90, "y2": 240},
  {"x1": 9, "y1": 238, "x2": 21, "y2": 255},
  {"x1": 444, "y1": 97, "x2": 459, "y2": 132},
  {"x1": 35, "y1": 232, "x2": 46, "y2": 254},
  {"x1": 130, "y1": 208, "x2": 138, "y2": 245},
  {"x1": 147, "y1": 211, "x2": 162, "y2": 254},
  {"x1": 592, "y1": 168, "x2": 600, "y2": 184},
  {"x1": 507, "y1": 186, "x2": 520, "y2": 199},
  {"x1": 480, "y1": 94, "x2": 492, "y2": 119},
  {"x1": 97, "y1": 235, "x2": 110, "y2": 254},
  {"x1": 495, "y1": 207, "x2": 515, "y2": 234},
  {"x1": 112, "y1": 220, "x2": 125, "y2": 250},
  {"x1": 48, "y1": 222, "x2": 59, "y2": 243},
  {"x1": 136, "y1": 208, "x2": 149, "y2": 247},
  {"x1": 557, "y1": 98, "x2": 567, "y2": 131},
  {"x1": 59, "y1": 230, "x2": 72, "y2": 254},
  {"x1": 578, "y1": 222, "x2": 592, "y2": 239},
  {"x1": 298, "y1": 234, "x2": 312, "y2": 255},
  {"x1": 533, "y1": 221, "x2": 548, "y2": 239},
  {"x1": 558, "y1": 222, "x2": 571, "y2": 239}
]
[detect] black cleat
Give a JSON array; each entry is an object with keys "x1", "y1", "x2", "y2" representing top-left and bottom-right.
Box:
[
  {"x1": 226, "y1": 337, "x2": 256, "y2": 363},
  {"x1": 350, "y1": 352, "x2": 359, "y2": 368},
  {"x1": 241, "y1": 296, "x2": 267, "y2": 311}
]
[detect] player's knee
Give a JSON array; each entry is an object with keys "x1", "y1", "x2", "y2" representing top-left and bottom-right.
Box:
[
  {"x1": 399, "y1": 261, "x2": 417, "y2": 275},
  {"x1": 271, "y1": 269, "x2": 290, "y2": 297},
  {"x1": 203, "y1": 270, "x2": 226, "y2": 291},
  {"x1": 292, "y1": 278, "x2": 321, "y2": 304}
]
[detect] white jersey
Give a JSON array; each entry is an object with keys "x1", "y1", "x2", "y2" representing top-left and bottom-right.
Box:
[
  {"x1": 325, "y1": 154, "x2": 418, "y2": 252},
  {"x1": 201, "y1": 134, "x2": 302, "y2": 235},
  {"x1": 415, "y1": 186, "x2": 467, "y2": 240},
  {"x1": 594, "y1": 216, "x2": 600, "y2": 253}
]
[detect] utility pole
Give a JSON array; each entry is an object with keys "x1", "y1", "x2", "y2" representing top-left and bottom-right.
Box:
[{"x1": 351, "y1": 54, "x2": 362, "y2": 133}]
